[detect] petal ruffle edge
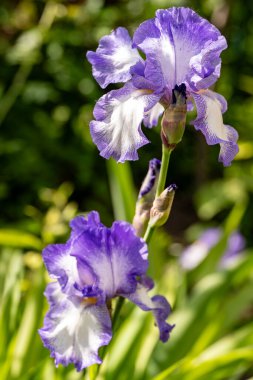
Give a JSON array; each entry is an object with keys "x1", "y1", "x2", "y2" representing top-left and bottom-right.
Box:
[
  {"x1": 90, "y1": 83, "x2": 160, "y2": 162},
  {"x1": 39, "y1": 282, "x2": 112, "y2": 371},
  {"x1": 87, "y1": 27, "x2": 141, "y2": 89},
  {"x1": 125, "y1": 282, "x2": 174, "y2": 342},
  {"x1": 192, "y1": 90, "x2": 239, "y2": 166}
]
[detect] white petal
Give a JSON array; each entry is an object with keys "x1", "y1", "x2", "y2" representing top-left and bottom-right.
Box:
[
  {"x1": 144, "y1": 103, "x2": 164, "y2": 128},
  {"x1": 192, "y1": 90, "x2": 239, "y2": 166},
  {"x1": 39, "y1": 282, "x2": 112, "y2": 371},
  {"x1": 90, "y1": 83, "x2": 159, "y2": 162}
]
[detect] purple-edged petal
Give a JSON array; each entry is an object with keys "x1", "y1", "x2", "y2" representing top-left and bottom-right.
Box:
[
  {"x1": 39, "y1": 282, "x2": 112, "y2": 371},
  {"x1": 133, "y1": 7, "x2": 227, "y2": 96},
  {"x1": 126, "y1": 283, "x2": 174, "y2": 342},
  {"x1": 87, "y1": 27, "x2": 141, "y2": 88},
  {"x1": 90, "y1": 82, "x2": 160, "y2": 162},
  {"x1": 42, "y1": 243, "x2": 80, "y2": 295},
  {"x1": 192, "y1": 90, "x2": 239, "y2": 166},
  {"x1": 70, "y1": 211, "x2": 102, "y2": 239},
  {"x1": 144, "y1": 103, "x2": 164, "y2": 128},
  {"x1": 71, "y1": 220, "x2": 148, "y2": 298},
  {"x1": 42, "y1": 212, "x2": 103, "y2": 295}
]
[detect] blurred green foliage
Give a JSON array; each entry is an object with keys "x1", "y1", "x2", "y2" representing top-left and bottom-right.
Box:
[{"x1": 0, "y1": 0, "x2": 253, "y2": 379}]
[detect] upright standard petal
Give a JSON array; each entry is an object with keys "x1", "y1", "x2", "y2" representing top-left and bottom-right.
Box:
[
  {"x1": 192, "y1": 90, "x2": 239, "y2": 166},
  {"x1": 125, "y1": 282, "x2": 174, "y2": 342},
  {"x1": 71, "y1": 217, "x2": 148, "y2": 298},
  {"x1": 133, "y1": 7, "x2": 227, "y2": 96},
  {"x1": 90, "y1": 83, "x2": 160, "y2": 162},
  {"x1": 87, "y1": 27, "x2": 141, "y2": 88},
  {"x1": 39, "y1": 282, "x2": 112, "y2": 371}
]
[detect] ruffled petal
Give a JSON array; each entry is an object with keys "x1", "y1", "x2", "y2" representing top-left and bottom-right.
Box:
[
  {"x1": 125, "y1": 282, "x2": 174, "y2": 342},
  {"x1": 109, "y1": 221, "x2": 149, "y2": 293},
  {"x1": 39, "y1": 282, "x2": 112, "y2": 371},
  {"x1": 71, "y1": 218, "x2": 148, "y2": 298},
  {"x1": 87, "y1": 27, "x2": 141, "y2": 88},
  {"x1": 42, "y1": 243, "x2": 80, "y2": 295},
  {"x1": 90, "y1": 82, "x2": 160, "y2": 162},
  {"x1": 192, "y1": 90, "x2": 239, "y2": 166},
  {"x1": 133, "y1": 7, "x2": 227, "y2": 96}
]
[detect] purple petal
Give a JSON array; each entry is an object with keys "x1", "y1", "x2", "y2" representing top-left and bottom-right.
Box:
[
  {"x1": 39, "y1": 282, "x2": 112, "y2": 371},
  {"x1": 133, "y1": 7, "x2": 227, "y2": 97},
  {"x1": 87, "y1": 27, "x2": 141, "y2": 88},
  {"x1": 192, "y1": 90, "x2": 239, "y2": 166},
  {"x1": 69, "y1": 211, "x2": 102, "y2": 239},
  {"x1": 70, "y1": 217, "x2": 148, "y2": 298},
  {"x1": 42, "y1": 243, "x2": 80, "y2": 295},
  {"x1": 90, "y1": 82, "x2": 160, "y2": 162},
  {"x1": 42, "y1": 213, "x2": 102, "y2": 295},
  {"x1": 125, "y1": 283, "x2": 174, "y2": 342}
]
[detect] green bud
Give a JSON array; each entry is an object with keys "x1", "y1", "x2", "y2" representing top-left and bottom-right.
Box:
[
  {"x1": 161, "y1": 83, "x2": 187, "y2": 147},
  {"x1": 149, "y1": 184, "x2": 177, "y2": 228}
]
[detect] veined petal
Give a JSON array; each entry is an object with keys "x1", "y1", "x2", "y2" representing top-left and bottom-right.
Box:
[
  {"x1": 133, "y1": 7, "x2": 227, "y2": 95},
  {"x1": 39, "y1": 282, "x2": 112, "y2": 371},
  {"x1": 42, "y1": 243, "x2": 80, "y2": 295},
  {"x1": 42, "y1": 213, "x2": 102, "y2": 295},
  {"x1": 126, "y1": 283, "x2": 174, "y2": 342},
  {"x1": 90, "y1": 83, "x2": 160, "y2": 162},
  {"x1": 189, "y1": 35, "x2": 227, "y2": 91},
  {"x1": 192, "y1": 90, "x2": 239, "y2": 166},
  {"x1": 87, "y1": 27, "x2": 141, "y2": 88},
  {"x1": 72, "y1": 218, "x2": 148, "y2": 298}
]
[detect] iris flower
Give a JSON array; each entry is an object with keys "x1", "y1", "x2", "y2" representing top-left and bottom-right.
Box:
[
  {"x1": 180, "y1": 228, "x2": 245, "y2": 270},
  {"x1": 39, "y1": 211, "x2": 173, "y2": 370},
  {"x1": 87, "y1": 7, "x2": 238, "y2": 165}
]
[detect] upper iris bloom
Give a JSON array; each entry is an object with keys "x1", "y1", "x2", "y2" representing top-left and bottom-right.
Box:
[
  {"x1": 39, "y1": 211, "x2": 173, "y2": 370},
  {"x1": 87, "y1": 7, "x2": 238, "y2": 165}
]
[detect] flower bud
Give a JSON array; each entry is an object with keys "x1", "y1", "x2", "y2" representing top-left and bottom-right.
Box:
[
  {"x1": 133, "y1": 159, "x2": 161, "y2": 236},
  {"x1": 149, "y1": 184, "x2": 177, "y2": 228},
  {"x1": 161, "y1": 84, "x2": 187, "y2": 147}
]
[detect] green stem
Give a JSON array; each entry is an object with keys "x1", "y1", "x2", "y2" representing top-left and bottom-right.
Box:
[
  {"x1": 112, "y1": 296, "x2": 125, "y2": 330},
  {"x1": 93, "y1": 297, "x2": 125, "y2": 379},
  {"x1": 155, "y1": 145, "x2": 172, "y2": 198},
  {"x1": 143, "y1": 145, "x2": 173, "y2": 243}
]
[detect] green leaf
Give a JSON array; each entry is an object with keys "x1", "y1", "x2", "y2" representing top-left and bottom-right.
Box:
[
  {"x1": 0, "y1": 229, "x2": 42, "y2": 250},
  {"x1": 107, "y1": 159, "x2": 136, "y2": 222}
]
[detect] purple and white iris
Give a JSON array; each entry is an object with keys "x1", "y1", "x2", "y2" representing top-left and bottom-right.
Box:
[
  {"x1": 39, "y1": 211, "x2": 173, "y2": 370},
  {"x1": 87, "y1": 7, "x2": 238, "y2": 165}
]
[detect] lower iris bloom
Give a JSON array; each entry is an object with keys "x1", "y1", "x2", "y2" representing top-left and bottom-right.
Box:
[
  {"x1": 87, "y1": 7, "x2": 238, "y2": 165},
  {"x1": 39, "y1": 211, "x2": 173, "y2": 370}
]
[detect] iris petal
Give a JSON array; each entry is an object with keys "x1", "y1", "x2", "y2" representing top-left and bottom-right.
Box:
[
  {"x1": 133, "y1": 7, "x2": 227, "y2": 95},
  {"x1": 39, "y1": 282, "x2": 112, "y2": 371},
  {"x1": 71, "y1": 217, "x2": 148, "y2": 298},
  {"x1": 90, "y1": 83, "x2": 160, "y2": 162},
  {"x1": 192, "y1": 90, "x2": 239, "y2": 166},
  {"x1": 87, "y1": 27, "x2": 141, "y2": 89},
  {"x1": 125, "y1": 282, "x2": 174, "y2": 342}
]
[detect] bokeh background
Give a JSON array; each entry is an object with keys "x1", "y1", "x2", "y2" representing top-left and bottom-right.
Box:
[{"x1": 0, "y1": 0, "x2": 253, "y2": 379}]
